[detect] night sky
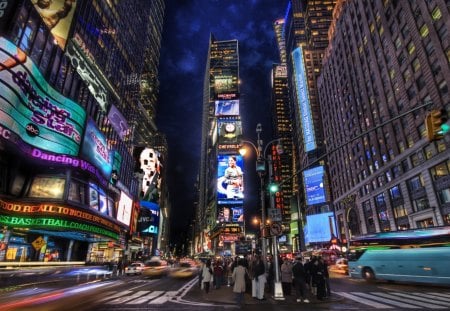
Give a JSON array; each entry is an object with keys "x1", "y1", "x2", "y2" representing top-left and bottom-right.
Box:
[{"x1": 156, "y1": 0, "x2": 289, "y2": 247}]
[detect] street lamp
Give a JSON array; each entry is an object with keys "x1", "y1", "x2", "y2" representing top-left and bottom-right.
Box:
[{"x1": 239, "y1": 123, "x2": 285, "y2": 300}]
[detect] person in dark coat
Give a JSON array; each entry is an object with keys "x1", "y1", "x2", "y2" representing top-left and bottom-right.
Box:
[
  {"x1": 310, "y1": 257, "x2": 326, "y2": 300},
  {"x1": 292, "y1": 256, "x2": 310, "y2": 303}
]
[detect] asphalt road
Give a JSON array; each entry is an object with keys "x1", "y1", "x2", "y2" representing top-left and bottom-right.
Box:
[{"x1": 0, "y1": 268, "x2": 449, "y2": 311}]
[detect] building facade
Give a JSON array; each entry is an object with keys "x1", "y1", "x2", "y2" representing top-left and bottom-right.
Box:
[
  {"x1": 196, "y1": 35, "x2": 246, "y2": 256},
  {"x1": 318, "y1": 0, "x2": 450, "y2": 240},
  {"x1": 0, "y1": 0, "x2": 167, "y2": 263}
]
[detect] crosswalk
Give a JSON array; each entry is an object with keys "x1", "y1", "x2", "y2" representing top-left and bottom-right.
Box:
[
  {"x1": 335, "y1": 291, "x2": 450, "y2": 309},
  {"x1": 99, "y1": 290, "x2": 179, "y2": 305}
]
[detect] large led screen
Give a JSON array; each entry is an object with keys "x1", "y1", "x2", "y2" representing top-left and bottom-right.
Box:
[
  {"x1": 0, "y1": 37, "x2": 86, "y2": 156},
  {"x1": 107, "y1": 104, "x2": 130, "y2": 139},
  {"x1": 32, "y1": 0, "x2": 77, "y2": 49},
  {"x1": 217, "y1": 119, "x2": 242, "y2": 145},
  {"x1": 214, "y1": 75, "x2": 238, "y2": 94},
  {"x1": 303, "y1": 166, "x2": 326, "y2": 205},
  {"x1": 134, "y1": 146, "x2": 163, "y2": 203},
  {"x1": 292, "y1": 47, "x2": 316, "y2": 152},
  {"x1": 80, "y1": 119, "x2": 113, "y2": 179},
  {"x1": 218, "y1": 206, "x2": 244, "y2": 223},
  {"x1": 117, "y1": 191, "x2": 133, "y2": 226},
  {"x1": 138, "y1": 201, "x2": 160, "y2": 235},
  {"x1": 304, "y1": 212, "x2": 337, "y2": 244},
  {"x1": 217, "y1": 154, "x2": 244, "y2": 200},
  {"x1": 215, "y1": 100, "x2": 239, "y2": 116}
]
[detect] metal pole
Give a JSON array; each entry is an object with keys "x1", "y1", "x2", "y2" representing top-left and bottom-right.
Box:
[
  {"x1": 268, "y1": 154, "x2": 284, "y2": 300},
  {"x1": 259, "y1": 174, "x2": 267, "y2": 260}
]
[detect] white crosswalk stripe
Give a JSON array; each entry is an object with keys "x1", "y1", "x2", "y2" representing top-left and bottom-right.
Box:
[
  {"x1": 335, "y1": 291, "x2": 450, "y2": 309},
  {"x1": 102, "y1": 290, "x2": 177, "y2": 305}
]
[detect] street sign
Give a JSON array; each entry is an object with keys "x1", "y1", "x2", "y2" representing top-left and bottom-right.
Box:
[
  {"x1": 268, "y1": 208, "x2": 282, "y2": 222},
  {"x1": 270, "y1": 222, "x2": 283, "y2": 236},
  {"x1": 32, "y1": 236, "x2": 46, "y2": 250}
]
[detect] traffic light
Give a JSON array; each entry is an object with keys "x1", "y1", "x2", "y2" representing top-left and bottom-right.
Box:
[
  {"x1": 425, "y1": 109, "x2": 448, "y2": 141},
  {"x1": 268, "y1": 183, "x2": 279, "y2": 193}
]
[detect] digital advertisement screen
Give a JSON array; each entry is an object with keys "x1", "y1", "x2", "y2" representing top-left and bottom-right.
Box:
[
  {"x1": 303, "y1": 166, "x2": 326, "y2": 205},
  {"x1": 117, "y1": 191, "x2": 133, "y2": 226},
  {"x1": 134, "y1": 146, "x2": 163, "y2": 203},
  {"x1": 107, "y1": 104, "x2": 130, "y2": 139},
  {"x1": 217, "y1": 154, "x2": 244, "y2": 200},
  {"x1": 138, "y1": 201, "x2": 160, "y2": 235},
  {"x1": 292, "y1": 47, "x2": 316, "y2": 152},
  {"x1": 304, "y1": 212, "x2": 336, "y2": 244},
  {"x1": 217, "y1": 119, "x2": 242, "y2": 145},
  {"x1": 214, "y1": 75, "x2": 238, "y2": 94},
  {"x1": 80, "y1": 118, "x2": 113, "y2": 179},
  {"x1": 32, "y1": 0, "x2": 77, "y2": 49},
  {"x1": 0, "y1": 37, "x2": 86, "y2": 156},
  {"x1": 217, "y1": 206, "x2": 244, "y2": 223},
  {"x1": 215, "y1": 100, "x2": 240, "y2": 116}
]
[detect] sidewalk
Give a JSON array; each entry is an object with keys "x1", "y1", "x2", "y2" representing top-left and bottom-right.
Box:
[{"x1": 186, "y1": 282, "x2": 343, "y2": 306}]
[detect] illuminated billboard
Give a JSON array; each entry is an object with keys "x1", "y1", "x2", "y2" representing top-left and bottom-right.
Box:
[
  {"x1": 217, "y1": 154, "x2": 244, "y2": 201},
  {"x1": 303, "y1": 166, "x2": 326, "y2": 205},
  {"x1": 32, "y1": 0, "x2": 77, "y2": 49},
  {"x1": 292, "y1": 47, "x2": 316, "y2": 152},
  {"x1": 217, "y1": 118, "x2": 242, "y2": 145},
  {"x1": 107, "y1": 104, "x2": 130, "y2": 139},
  {"x1": 214, "y1": 75, "x2": 238, "y2": 94},
  {"x1": 0, "y1": 37, "x2": 86, "y2": 156},
  {"x1": 215, "y1": 100, "x2": 239, "y2": 116},
  {"x1": 0, "y1": 199, "x2": 120, "y2": 239},
  {"x1": 218, "y1": 206, "x2": 244, "y2": 223},
  {"x1": 80, "y1": 119, "x2": 113, "y2": 179},
  {"x1": 134, "y1": 147, "x2": 163, "y2": 202},
  {"x1": 304, "y1": 212, "x2": 336, "y2": 244},
  {"x1": 138, "y1": 201, "x2": 160, "y2": 235},
  {"x1": 117, "y1": 191, "x2": 133, "y2": 226}
]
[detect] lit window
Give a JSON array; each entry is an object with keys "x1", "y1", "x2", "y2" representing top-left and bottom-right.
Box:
[
  {"x1": 420, "y1": 24, "x2": 429, "y2": 37},
  {"x1": 431, "y1": 7, "x2": 442, "y2": 20},
  {"x1": 407, "y1": 41, "x2": 415, "y2": 54}
]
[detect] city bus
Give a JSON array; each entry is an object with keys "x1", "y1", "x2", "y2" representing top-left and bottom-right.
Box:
[{"x1": 347, "y1": 226, "x2": 450, "y2": 285}]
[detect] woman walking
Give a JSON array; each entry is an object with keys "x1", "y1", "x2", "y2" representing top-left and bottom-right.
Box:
[{"x1": 232, "y1": 258, "x2": 248, "y2": 306}]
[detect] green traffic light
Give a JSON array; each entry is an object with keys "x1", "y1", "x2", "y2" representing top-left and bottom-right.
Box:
[
  {"x1": 269, "y1": 183, "x2": 279, "y2": 193},
  {"x1": 441, "y1": 123, "x2": 450, "y2": 135}
]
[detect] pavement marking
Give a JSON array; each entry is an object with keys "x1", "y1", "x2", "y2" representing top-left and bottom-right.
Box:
[
  {"x1": 389, "y1": 292, "x2": 450, "y2": 307},
  {"x1": 335, "y1": 292, "x2": 393, "y2": 309},
  {"x1": 108, "y1": 290, "x2": 151, "y2": 304},
  {"x1": 430, "y1": 292, "x2": 450, "y2": 299},
  {"x1": 97, "y1": 290, "x2": 132, "y2": 302},
  {"x1": 369, "y1": 292, "x2": 447, "y2": 309},
  {"x1": 336, "y1": 291, "x2": 450, "y2": 309}
]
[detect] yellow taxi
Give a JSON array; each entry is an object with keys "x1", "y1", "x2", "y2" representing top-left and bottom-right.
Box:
[{"x1": 142, "y1": 257, "x2": 169, "y2": 278}]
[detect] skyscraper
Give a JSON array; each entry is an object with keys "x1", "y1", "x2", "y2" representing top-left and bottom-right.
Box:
[
  {"x1": 283, "y1": 0, "x2": 336, "y2": 250},
  {"x1": 0, "y1": 0, "x2": 166, "y2": 263},
  {"x1": 318, "y1": 0, "x2": 450, "y2": 239},
  {"x1": 197, "y1": 35, "x2": 245, "y2": 256}
]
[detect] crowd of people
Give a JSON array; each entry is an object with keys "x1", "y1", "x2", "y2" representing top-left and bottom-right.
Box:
[{"x1": 198, "y1": 254, "x2": 332, "y2": 305}]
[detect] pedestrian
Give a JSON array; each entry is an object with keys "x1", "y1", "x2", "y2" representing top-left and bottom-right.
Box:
[
  {"x1": 319, "y1": 257, "x2": 331, "y2": 298},
  {"x1": 251, "y1": 254, "x2": 266, "y2": 300},
  {"x1": 292, "y1": 256, "x2": 310, "y2": 303},
  {"x1": 266, "y1": 255, "x2": 274, "y2": 294},
  {"x1": 232, "y1": 258, "x2": 248, "y2": 306},
  {"x1": 201, "y1": 259, "x2": 213, "y2": 294},
  {"x1": 280, "y1": 257, "x2": 293, "y2": 295},
  {"x1": 214, "y1": 259, "x2": 224, "y2": 289},
  {"x1": 311, "y1": 257, "x2": 326, "y2": 300}
]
